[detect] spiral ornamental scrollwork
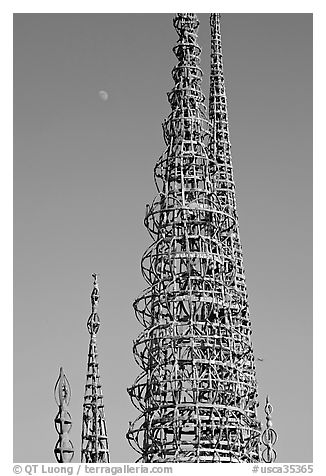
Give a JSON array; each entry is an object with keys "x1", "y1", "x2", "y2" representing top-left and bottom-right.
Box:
[{"x1": 54, "y1": 367, "x2": 74, "y2": 463}]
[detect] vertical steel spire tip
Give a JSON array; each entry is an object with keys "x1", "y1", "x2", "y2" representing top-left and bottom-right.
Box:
[{"x1": 88, "y1": 273, "x2": 100, "y2": 335}]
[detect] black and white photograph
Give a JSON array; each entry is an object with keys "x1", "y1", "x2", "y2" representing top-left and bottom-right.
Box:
[{"x1": 12, "y1": 8, "x2": 312, "y2": 468}]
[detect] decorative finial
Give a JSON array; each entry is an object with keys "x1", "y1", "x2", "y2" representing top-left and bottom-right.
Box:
[
  {"x1": 54, "y1": 367, "x2": 74, "y2": 463},
  {"x1": 87, "y1": 273, "x2": 100, "y2": 335},
  {"x1": 261, "y1": 395, "x2": 278, "y2": 462}
]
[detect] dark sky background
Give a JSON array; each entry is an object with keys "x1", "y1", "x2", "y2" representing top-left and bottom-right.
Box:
[{"x1": 13, "y1": 13, "x2": 312, "y2": 462}]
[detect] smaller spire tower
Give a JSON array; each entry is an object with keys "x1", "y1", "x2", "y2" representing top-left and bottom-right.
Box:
[
  {"x1": 54, "y1": 367, "x2": 74, "y2": 463},
  {"x1": 261, "y1": 396, "x2": 278, "y2": 463},
  {"x1": 81, "y1": 274, "x2": 110, "y2": 463}
]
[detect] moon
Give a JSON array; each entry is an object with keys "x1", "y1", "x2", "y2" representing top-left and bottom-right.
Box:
[{"x1": 99, "y1": 90, "x2": 109, "y2": 101}]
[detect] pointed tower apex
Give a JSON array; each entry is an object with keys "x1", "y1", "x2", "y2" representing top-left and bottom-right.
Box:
[
  {"x1": 54, "y1": 366, "x2": 71, "y2": 407},
  {"x1": 82, "y1": 275, "x2": 110, "y2": 463},
  {"x1": 173, "y1": 13, "x2": 199, "y2": 31},
  {"x1": 91, "y1": 273, "x2": 99, "y2": 309},
  {"x1": 92, "y1": 272, "x2": 98, "y2": 288},
  {"x1": 87, "y1": 274, "x2": 100, "y2": 335}
]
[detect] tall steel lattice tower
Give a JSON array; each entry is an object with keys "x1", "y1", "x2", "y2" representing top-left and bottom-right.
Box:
[
  {"x1": 208, "y1": 13, "x2": 262, "y2": 461},
  {"x1": 81, "y1": 274, "x2": 110, "y2": 462},
  {"x1": 209, "y1": 14, "x2": 277, "y2": 463},
  {"x1": 127, "y1": 13, "x2": 276, "y2": 463}
]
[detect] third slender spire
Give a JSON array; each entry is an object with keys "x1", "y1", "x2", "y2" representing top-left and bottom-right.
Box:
[{"x1": 81, "y1": 274, "x2": 110, "y2": 463}]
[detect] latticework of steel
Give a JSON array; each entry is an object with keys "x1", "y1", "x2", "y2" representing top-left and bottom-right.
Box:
[
  {"x1": 209, "y1": 13, "x2": 248, "y2": 298},
  {"x1": 54, "y1": 367, "x2": 74, "y2": 463},
  {"x1": 208, "y1": 13, "x2": 264, "y2": 461},
  {"x1": 127, "y1": 13, "x2": 267, "y2": 463},
  {"x1": 81, "y1": 274, "x2": 110, "y2": 463}
]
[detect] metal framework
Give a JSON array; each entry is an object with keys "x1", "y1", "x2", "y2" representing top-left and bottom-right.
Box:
[
  {"x1": 209, "y1": 14, "x2": 277, "y2": 462},
  {"x1": 81, "y1": 274, "x2": 110, "y2": 463},
  {"x1": 208, "y1": 12, "x2": 263, "y2": 461},
  {"x1": 54, "y1": 367, "x2": 74, "y2": 463},
  {"x1": 127, "y1": 13, "x2": 277, "y2": 463},
  {"x1": 209, "y1": 13, "x2": 247, "y2": 297}
]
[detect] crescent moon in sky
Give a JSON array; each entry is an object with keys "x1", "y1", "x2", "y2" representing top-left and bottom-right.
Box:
[{"x1": 99, "y1": 90, "x2": 109, "y2": 101}]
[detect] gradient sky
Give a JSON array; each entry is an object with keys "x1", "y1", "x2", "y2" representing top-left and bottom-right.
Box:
[{"x1": 13, "y1": 13, "x2": 312, "y2": 463}]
